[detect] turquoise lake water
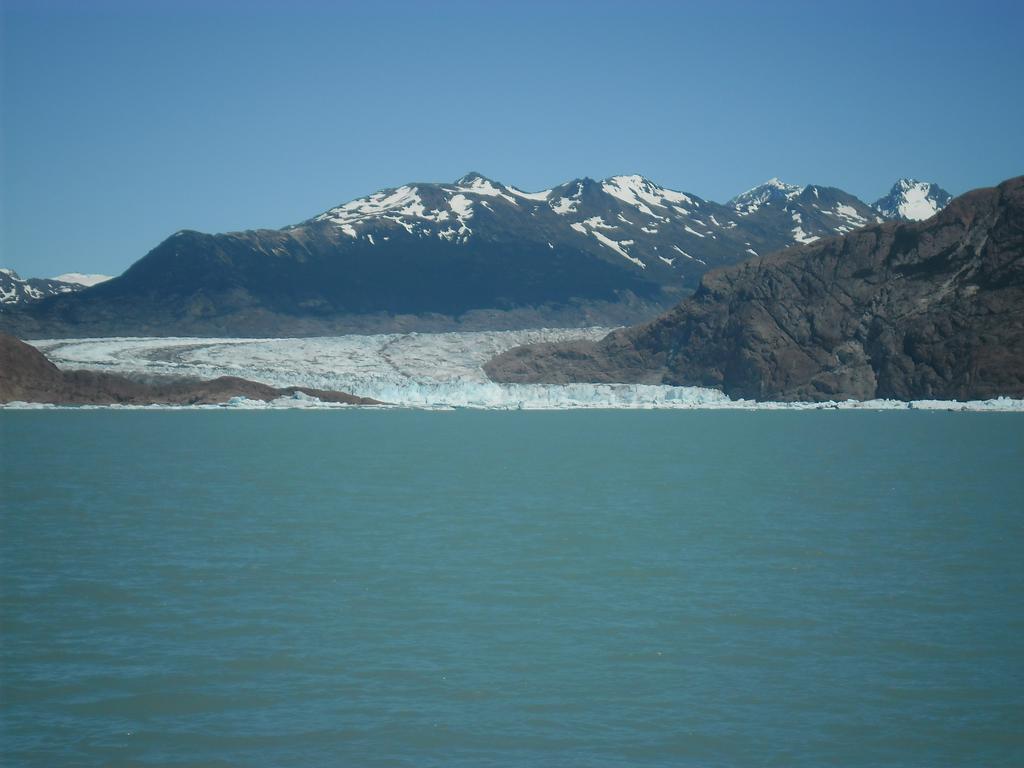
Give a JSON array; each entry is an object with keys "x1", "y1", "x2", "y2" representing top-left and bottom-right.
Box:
[{"x1": 1, "y1": 410, "x2": 1022, "y2": 766}]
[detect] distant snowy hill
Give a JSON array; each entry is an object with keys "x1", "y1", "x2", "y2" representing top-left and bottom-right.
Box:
[
  {"x1": 728, "y1": 179, "x2": 882, "y2": 247},
  {"x1": 52, "y1": 273, "x2": 113, "y2": 287},
  {"x1": 0, "y1": 172, "x2": 953, "y2": 337},
  {"x1": 1, "y1": 269, "x2": 87, "y2": 308},
  {"x1": 299, "y1": 171, "x2": 885, "y2": 270},
  {"x1": 872, "y1": 179, "x2": 953, "y2": 221}
]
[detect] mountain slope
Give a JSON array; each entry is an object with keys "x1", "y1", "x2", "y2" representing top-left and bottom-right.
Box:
[
  {"x1": 1, "y1": 173, "x2": 950, "y2": 338},
  {"x1": 1, "y1": 269, "x2": 89, "y2": 308},
  {"x1": 485, "y1": 176, "x2": 1024, "y2": 402}
]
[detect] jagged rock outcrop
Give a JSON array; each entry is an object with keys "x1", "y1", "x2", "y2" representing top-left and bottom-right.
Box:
[
  {"x1": 485, "y1": 177, "x2": 1024, "y2": 402},
  {"x1": 0, "y1": 334, "x2": 380, "y2": 405}
]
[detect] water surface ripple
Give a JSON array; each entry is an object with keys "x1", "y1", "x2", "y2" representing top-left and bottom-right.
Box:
[{"x1": 1, "y1": 411, "x2": 1022, "y2": 766}]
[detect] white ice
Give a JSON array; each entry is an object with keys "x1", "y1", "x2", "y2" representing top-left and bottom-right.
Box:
[
  {"x1": 13, "y1": 331, "x2": 1022, "y2": 412},
  {"x1": 549, "y1": 197, "x2": 579, "y2": 215},
  {"x1": 52, "y1": 273, "x2": 113, "y2": 287},
  {"x1": 589, "y1": 232, "x2": 645, "y2": 268},
  {"x1": 508, "y1": 186, "x2": 551, "y2": 201},
  {"x1": 790, "y1": 212, "x2": 820, "y2": 244}
]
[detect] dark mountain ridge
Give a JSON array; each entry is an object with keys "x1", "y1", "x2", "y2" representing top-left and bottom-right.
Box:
[
  {"x1": 485, "y1": 176, "x2": 1024, "y2": 402},
  {"x1": 1, "y1": 174, "x2": 950, "y2": 338}
]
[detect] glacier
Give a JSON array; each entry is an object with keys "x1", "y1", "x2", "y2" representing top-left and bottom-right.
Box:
[{"x1": 14, "y1": 329, "x2": 1024, "y2": 411}]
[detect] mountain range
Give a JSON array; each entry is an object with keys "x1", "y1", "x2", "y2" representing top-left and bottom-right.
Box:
[
  {"x1": 0, "y1": 270, "x2": 111, "y2": 308},
  {"x1": 0, "y1": 174, "x2": 951, "y2": 337},
  {"x1": 486, "y1": 176, "x2": 1024, "y2": 402}
]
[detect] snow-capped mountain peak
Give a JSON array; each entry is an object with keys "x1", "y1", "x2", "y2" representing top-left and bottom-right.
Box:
[
  {"x1": 301, "y1": 171, "x2": 943, "y2": 283},
  {"x1": 313, "y1": 185, "x2": 434, "y2": 237},
  {"x1": 872, "y1": 178, "x2": 952, "y2": 221},
  {"x1": 451, "y1": 173, "x2": 520, "y2": 200},
  {"x1": 729, "y1": 178, "x2": 804, "y2": 214},
  {"x1": 1, "y1": 269, "x2": 96, "y2": 307},
  {"x1": 454, "y1": 171, "x2": 491, "y2": 185},
  {"x1": 601, "y1": 175, "x2": 697, "y2": 216}
]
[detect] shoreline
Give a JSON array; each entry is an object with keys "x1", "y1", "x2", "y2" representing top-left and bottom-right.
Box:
[
  {"x1": 4, "y1": 395, "x2": 1023, "y2": 412},
  {"x1": 14, "y1": 332, "x2": 1024, "y2": 413}
]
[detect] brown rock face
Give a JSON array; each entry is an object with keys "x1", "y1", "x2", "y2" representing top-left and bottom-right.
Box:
[
  {"x1": 486, "y1": 177, "x2": 1024, "y2": 402},
  {"x1": 0, "y1": 334, "x2": 380, "y2": 406}
]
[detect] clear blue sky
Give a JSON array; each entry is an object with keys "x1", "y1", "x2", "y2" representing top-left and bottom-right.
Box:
[{"x1": 3, "y1": 0, "x2": 1022, "y2": 278}]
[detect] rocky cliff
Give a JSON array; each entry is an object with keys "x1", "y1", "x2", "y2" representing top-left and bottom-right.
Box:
[{"x1": 485, "y1": 177, "x2": 1024, "y2": 402}]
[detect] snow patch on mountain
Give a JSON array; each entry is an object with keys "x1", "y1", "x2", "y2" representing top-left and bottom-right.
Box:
[
  {"x1": 671, "y1": 245, "x2": 704, "y2": 264},
  {"x1": 508, "y1": 186, "x2": 551, "y2": 201},
  {"x1": 316, "y1": 185, "x2": 429, "y2": 229},
  {"x1": 449, "y1": 194, "x2": 474, "y2": 219},
  {"x1": 601, "y1": 175, "x2": 693, "y2": 219},
  {"x1": 873, "y1": 179, "x2": 952, "y2": 221},
  {"x1": 550, "y1": 197, "x2": 578, "y2": 215},
  {"x1": 583, "y1": 216, "x2": 616, "y2": 230},
  {"x1": 590, "y1": 231, "x2": 644, "y2": 268},
  {"x1": 790, "y1": 212, "x2": 820, "y2": 244},
  {"x1": 453, "y1": 175, "x2": 519, "y2": 204},
  {"x1": 730, "y1": 178, "x2": 803, "y2": 215}
]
